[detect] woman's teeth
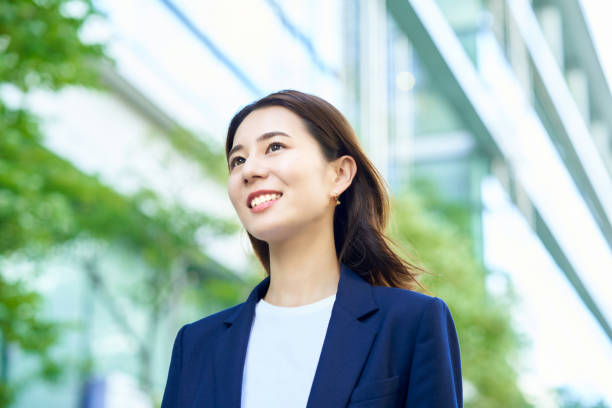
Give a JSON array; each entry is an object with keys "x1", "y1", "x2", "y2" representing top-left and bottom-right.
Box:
[{"x1": 251, "y1": 193, "x2": 281, "y2": 208}]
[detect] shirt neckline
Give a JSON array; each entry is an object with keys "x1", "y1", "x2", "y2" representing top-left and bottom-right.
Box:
[{"x1": 257, "y1": 293, "x2": 336, "y2": 315}]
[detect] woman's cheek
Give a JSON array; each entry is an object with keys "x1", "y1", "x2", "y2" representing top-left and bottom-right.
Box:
[{"x1": 228, "y1": 181, "x2": 243, "y2": 214}]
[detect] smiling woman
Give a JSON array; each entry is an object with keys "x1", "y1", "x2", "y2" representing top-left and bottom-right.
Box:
[{"x1": 161, "y1": 90, "x2": 463, "y2": 408}]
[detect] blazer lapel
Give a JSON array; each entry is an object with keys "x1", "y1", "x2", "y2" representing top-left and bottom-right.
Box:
[
  {"x1": 213, "y1": 263, "x2": 380, "y2": 408},
  {"x1": 213, "y1": 276, "x2": 269, "y2": 408},
  {"x1": 305, "y1": 263, "x2": 380, "y2": 407}
]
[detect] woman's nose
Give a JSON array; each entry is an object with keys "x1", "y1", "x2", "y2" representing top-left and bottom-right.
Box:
[{"x1": 241, "y1": 156, "x2": 268, "y2": 184}]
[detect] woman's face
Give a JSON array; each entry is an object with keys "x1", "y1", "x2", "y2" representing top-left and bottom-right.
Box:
[{"x1": 227, "y1": 106, "x2": 338, "y2": 243}]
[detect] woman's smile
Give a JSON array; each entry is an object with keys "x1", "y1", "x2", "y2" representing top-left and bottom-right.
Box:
[{"x1": 250, "y1": 193, "x2": 283, "y2": 213}]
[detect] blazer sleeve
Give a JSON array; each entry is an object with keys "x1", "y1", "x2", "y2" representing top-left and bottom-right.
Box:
[
  {"x1": 161, "y1": 324, "x2": 186, "y2": 408},
  {"x1": 404, "y1": 297, "x2": 463, "y2": 407}
]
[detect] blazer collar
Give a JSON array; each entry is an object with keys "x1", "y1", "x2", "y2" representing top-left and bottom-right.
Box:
[{"x1": 213, "y1": 263, "x2": 380, "y2": 408}]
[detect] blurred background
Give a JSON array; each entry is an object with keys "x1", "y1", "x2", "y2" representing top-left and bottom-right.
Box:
[{"x1": 1, "y1": 0, "x2": 611, "y2": 406}]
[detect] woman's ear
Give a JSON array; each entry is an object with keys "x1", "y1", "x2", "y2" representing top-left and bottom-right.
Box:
[{"x1": 331, "y1": 155, "x2": 357, "y2": 195}]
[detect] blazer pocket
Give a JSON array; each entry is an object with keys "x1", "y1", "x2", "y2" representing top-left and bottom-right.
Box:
[{"x1": 349, "y1": 375, "x2": 400, "y2": 404}]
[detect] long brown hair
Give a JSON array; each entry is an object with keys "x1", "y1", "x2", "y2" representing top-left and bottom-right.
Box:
[{"x1": 225, "y1": 89, "x2": 426, "y2": 291}]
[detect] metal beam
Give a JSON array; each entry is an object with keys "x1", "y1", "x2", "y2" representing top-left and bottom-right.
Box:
[
  {"x1": 158, "y1": 0, "x2": 262, "y2": 96},
  {"x1": 508, "y1": 0, "x2": 612, "y2": 254},
  {"x1": 557, "y1": 0, "x2": 612, "y2": 127}
]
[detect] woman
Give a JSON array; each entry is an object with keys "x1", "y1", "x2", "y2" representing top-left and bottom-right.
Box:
[{"x1": 161, "y1": 90, "x2": 462, "y2": 408}]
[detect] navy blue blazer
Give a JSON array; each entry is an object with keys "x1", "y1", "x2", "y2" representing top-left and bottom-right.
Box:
[{"x1": 161, "y1": 263, "x2": 462, "y2": 407}]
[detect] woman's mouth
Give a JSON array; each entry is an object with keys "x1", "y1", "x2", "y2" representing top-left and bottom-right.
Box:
[{"x1": 250, "y1": 193, "x2": 282, "y2": 213}]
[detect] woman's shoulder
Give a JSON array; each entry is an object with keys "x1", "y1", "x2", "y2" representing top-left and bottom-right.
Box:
[
  {"x1": 370, "y1": 285, "x2": 452, "y2": 322},
  {"x1": 180, "y1": 302, "x2": 245, "y2": 340},
  {"x1": 371, "y1": 284, "x2": 435, "y2": 304}
]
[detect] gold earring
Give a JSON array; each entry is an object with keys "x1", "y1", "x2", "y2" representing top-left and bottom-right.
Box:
[{"x1": 333, "y1": 191, "x2": 340, "y2": 206}]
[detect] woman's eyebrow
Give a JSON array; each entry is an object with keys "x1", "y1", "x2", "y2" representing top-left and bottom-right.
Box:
[{"x1": 228, "y1": 131, "x2": 291, "y2": 158}]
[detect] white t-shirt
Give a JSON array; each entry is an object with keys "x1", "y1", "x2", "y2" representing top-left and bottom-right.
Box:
[{"x1": 240, "y1": 293, "x2": 336, "y2": 408}]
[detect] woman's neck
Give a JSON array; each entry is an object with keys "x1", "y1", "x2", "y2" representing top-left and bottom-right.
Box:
[{"x1": 264, "y1": 221, "x2": 340, "y2": 307}]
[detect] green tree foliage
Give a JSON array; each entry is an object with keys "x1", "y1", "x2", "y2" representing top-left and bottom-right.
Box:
[
  {"x1": 0, "y1": 278, "x2": 60, "y2": 406},
  {"x1": 0, "y1": 0, "x2": 108, "y2": 91},
  {"x1": 389, "y1": 181, "x2": 531, "y2": 407},
  {"x1": 0, "y1": 0, "x2": 242, "y2": 405},
  {"x1": 0, "y1": 101, "x2": 242, "y2": 403},
  {"x1": 0, "y1": 108, "x2": 236, "y2": 266},
  {"x1": 0, "y1": 1, "x2": 109, "y2": 405}
]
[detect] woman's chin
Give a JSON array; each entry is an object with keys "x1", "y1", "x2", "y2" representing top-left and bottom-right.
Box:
[{"x1": 248, "y1": 226, "x2": 293, "y2": 244}]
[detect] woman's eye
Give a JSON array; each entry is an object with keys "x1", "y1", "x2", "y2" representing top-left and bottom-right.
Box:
[
  {"x1": 267, "y1": 142, "x2": 283, "y2": 152},
  {"x1": 230, "y1": 157, "x2": 244, "y2": 169}
]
